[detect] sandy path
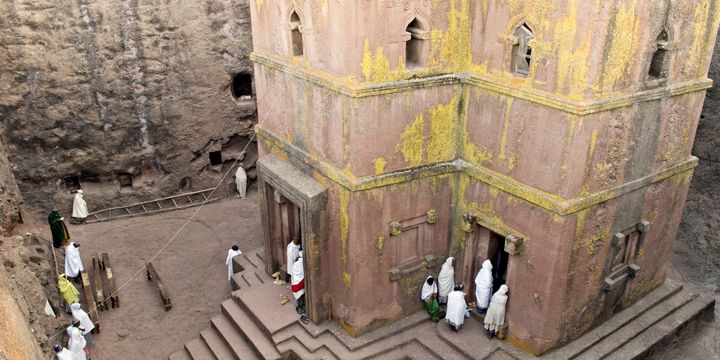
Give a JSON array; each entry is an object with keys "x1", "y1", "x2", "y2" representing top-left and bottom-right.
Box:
[{"x1": 59, "y1": 191, "x2": 262, "y2": 360}]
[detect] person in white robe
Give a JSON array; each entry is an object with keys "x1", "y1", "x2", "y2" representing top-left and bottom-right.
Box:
[
  {"x1": 484, "y1": 284, "x2": 509, "y2": 338},
  {"x1": 226, "y1": 245, "x2": 242, "y2": 281},
  {"x1": 286, "y1": 237, "x2": 301, "y2": 281},
  {"x1": 291, "y1": 252, "x2": 305, "y2": 314},
  {"x1": 235, "y1": 166, "x2": 247, "y2": 198},
  {"x1": 437, "y1": 257, "x2": 455, "y2": 305},
  {"x1": 70, "y1": 303, "x2": 94, "y2": 347},
  {"x1": 474, "y1": 259, "x2": 494, "y2": 314},
  {"x1": 54, "y1": 344, "x2": 83, "y2": 360},
  {"x1": 64, "y1": 242, "x2": 83, "y2": 282},
  {"x1": 67, "y1": 322, "x2": 87, "y2": 359},
  {"x1": 444, "y1": 283, "x2": 468, "y2": 332},
  {"x1": 420, "y1": 276, "x2": 440, "y2": 321},
  {"x1": 72, "y1": 190, "x2": 88, "y2": 221}
]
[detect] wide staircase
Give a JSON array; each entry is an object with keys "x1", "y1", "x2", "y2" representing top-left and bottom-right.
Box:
[{"x1": 170, "y1": 250, "x2": 715, "y2": 360}]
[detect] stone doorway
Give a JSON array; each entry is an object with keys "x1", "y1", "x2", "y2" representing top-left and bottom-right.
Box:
[
  {"x1": 461, "y1": 225, "x2": 510, "y2": 299},
  {"x1": 257, "y1": 156, "x2": 328, "y2": 323}
]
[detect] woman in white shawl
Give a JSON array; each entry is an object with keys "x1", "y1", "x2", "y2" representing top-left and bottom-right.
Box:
[
  {"x1": 474, "y1": 259, "x2": 493, "y2": 314},
  {"x1": 67, "y1": 322, "x2": 87, "y2": 359},
  {"x1": 225, "y1": 245, "x2": 242, "y2": 281},
  {"x1": 420, "y1": 276, "x2": 440, "y2": 321},
  {"x1": 72, "y1": 190, "x2": 88, "y2": 221},
  {"x1": 444, "y1": 283, "x2": 468, "y2": 332},
  {"x1": 70, "y1": 303, "x2": 95, "y2": 347},
  {"x1": 484, "y1": 284, "x2": 509, "y2": 338},
  {"x1": 64, "y1": 242, "x2": 84, "y2": 282},
  {"x1": 437, "y1": 257, "x2": 455, "y2": 305},
  {"x1": 235, "y1": 166, "x2": 247, "y2": 199}
]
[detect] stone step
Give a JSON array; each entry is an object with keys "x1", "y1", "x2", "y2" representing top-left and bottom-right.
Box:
[
  {"x1": 243, "y1": 271, "x2": 264, "y2": 287},
  {"x1": 369, "y1": 340, "x2": 441, "y2": 360},
  {"x1": 232, "y1": 252, "x2": 259, "y2": 273},
  {"x1": 276, "y1": 337, "x2": 339, "y2": 360},
  {"x1": 274, "y1": 324, "x2": 350, "y2": 358},
  {"x1": 169, "y1": 349, "x2": 192, "y2": 360},
  {"x1": 605, "y1": 292, "x2": 715, "y2": 359},
  {"x1": 231, "y1": 273, "x2": 250, "y2": 291},
  {"x1": 222, "y1": 298, "x2": 281, "y2": 360},
  {"x1": 574, "y1": 287, "x2": 697, "y2": 360},
  {"x1": 185, "y1": 337, "x2": 215, "y2": 360},
  {"x1": 211, "y1": 315, "x2": 259, "y2": 360},
  {"x1": 546, "y1": 279, "x2": 682, "y2": 359},
  {"x1": 200, "y1": 328, "x2": 235, "y2": 360}
]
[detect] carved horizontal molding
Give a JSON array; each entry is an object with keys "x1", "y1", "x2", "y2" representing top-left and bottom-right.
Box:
[
  {"x1": 251, "y1": 51, "x2": 712, "y2": 116},
  {"x1": 256, "y1": 125, "x2": 698, "y2": 216}
]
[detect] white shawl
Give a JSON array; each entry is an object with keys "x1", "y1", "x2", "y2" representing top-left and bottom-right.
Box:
[
  {"x1": 67, "y1": 326, "x2": 86, "y2": 357},
  {"x1": 438, "y1": 257, "x2": 455, "y2": 297},
  {"x1": 70, "y1": 302, "x2": 94, "y2": 335},
  {"x1": 235, "y1": 167, "x2": 247, "y2": 199},
  {"x1": 225, "y1": 249, "x2": 241, "y2": 281},
  {"x1": 475, "y1": 260, "x2": 494, "y2": 309},
  {"x1": 56, "y1": 348, "x2": 83, "y2": 360},
  {"x1": 420, "y1": 276, "x2": 437, "y2": 301},
  {"x1": 286, "y1": 242, "x2": 300, "y2": 274},
  {"x1": 64, "y1": 243, "x2": 84, "y2": 278},
  {"x1": 484, "y1": 285, "x2": 509, "y2": 332},
  {"x1": 291, "y1": 254, "x2": 305, "y2": 299},
  {"x1": 72, "y1": 191, "x2": 88, "y2": 218},
  {"x1": 444, "y1": 290, "x2": 467, "y2": 327}
]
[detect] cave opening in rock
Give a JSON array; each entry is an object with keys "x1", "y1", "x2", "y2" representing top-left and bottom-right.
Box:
[
  {"x1": 231, "y1": 73, "x2": 253, "y2": 99},
  {"x1": 117, "y1": 173, "x2": 133, "y2": 188},
  {"x1": 209, "y1": 151, "x2": 223, "y2": 166},
  {"x1": 64, "y1": 175, "x2": 80, "y2": 191}
]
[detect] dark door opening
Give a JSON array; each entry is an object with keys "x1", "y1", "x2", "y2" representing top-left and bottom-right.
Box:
[
  {"x1": 265, "y1": 184, "x2": 302, "y2": 276},
  {"x1": 487, "y1": 232, "x2": 509, "y2": 293}
]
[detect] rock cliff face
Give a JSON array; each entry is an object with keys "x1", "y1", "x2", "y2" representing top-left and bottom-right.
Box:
[
  {"x1": 0, "y1": 140, "x2": 22, "y2": 235},
  {"x1": 0, "y1": 0, "x2": 257, "y2": 217}
]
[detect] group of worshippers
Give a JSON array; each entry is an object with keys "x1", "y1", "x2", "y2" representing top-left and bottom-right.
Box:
[
  {"x1": 286, "y1": 237, "x2": 309, "y2": 324},
  {"x1": 420, "y1": 257, "x2": 509, "y2": 338},
  {"x1": 56, "y1": 269, "x2": 95, "y2": 359}
]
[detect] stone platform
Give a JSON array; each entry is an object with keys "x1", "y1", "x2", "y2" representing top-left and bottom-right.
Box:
[{"x1": 169, "y1": 249, "x2": 715, "y2": 360}]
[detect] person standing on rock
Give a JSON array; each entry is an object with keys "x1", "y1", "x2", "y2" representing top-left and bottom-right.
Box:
[
  {"x1": 65, "y1": 242, "x2": 84, "y2": 283},
  {"x1": 54, "y1": 344, "x2": 82, "y2": 360},
  {"x1": 234, "y1": 165, "x2": 247, "y2": 198},
  {"x1": 226, "y1": 245, "x2": 242, "y2": 281},
  {"x1": 72, "y1": 190, "x2": 88, "y2": 223},
  {"x1": 58, "y1": 274, "x2": 79, "y2": 312},
  {"x1": 437, "y1": 257, "x2": 455, "y2": 306},
  {"x1": 286, "y1": 236, "x2": 301, "y2": 282},
  {"x1": 474, "y1": 259, "x2": 494, "y2": 314},
  {"x1": 70, "y1": 303, "x2": 95, "y2": 348},
  {"x1": 484, "y1": 284, "x2": 509, "y2": 339},
  {"x1": 291, "y1": 252, "x2": 309, "y2": 324},
  {"x1": 49, "y1": 208, "x2": 70, "y2": 248}
]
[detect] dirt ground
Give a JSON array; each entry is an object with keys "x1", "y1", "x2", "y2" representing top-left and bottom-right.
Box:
[{"x1": 39, "y1": 191, "x2": 262, "y2": 360}]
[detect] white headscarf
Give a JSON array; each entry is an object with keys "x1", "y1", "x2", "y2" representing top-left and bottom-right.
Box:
[
  {"x1": 70, "y1": 303, "x2": 94, "y2": 335},
  {"x1": 286, "y1": 241, "x2": 300, "y2": 274},
  {"x1": 55, "y1": 347, "x2": 83, "y2": 360},
  {"x1": 444, "y1": 289, "x2": 467, "y2": 327},
  {"x1": 291, "y1": 253, "x2": 305, "y2": 299},
  {"x1": 420, "y1": 276, "x2": 437, "y2": 301},
  {"x1": 226, "y1": 248, "x2": 242, "y2": 281},
  {"x1": 475, "y1": 260, "x2": 493, "y2": 309},
  {"x1": 437, "y1": 257, "x2": 455, "y2": 297},
  {"x1": 235, "y1": 167, "x2": 247, "y2": 198},
  {"x1": 72, "y1": 190, "x2": 88, "y2": 218},
  {"x1": 484, "y1": 284, "x2": 509, "y2": 332},
  {"x1": 64, "y1": 242, "x2": 84, "y2": 278}
]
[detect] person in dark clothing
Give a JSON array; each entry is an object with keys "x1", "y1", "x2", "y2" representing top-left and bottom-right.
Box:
[{"x1": 49, "y1": 209, "x2": 70, "y2": 248}]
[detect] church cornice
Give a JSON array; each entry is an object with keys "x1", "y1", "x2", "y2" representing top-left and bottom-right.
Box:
[
  {"x1": 251, "y1": 51, "x2": 712, "y2": 116},
  {"x1": 256, "y1": 125, "x2": 698, "y2": 217}
]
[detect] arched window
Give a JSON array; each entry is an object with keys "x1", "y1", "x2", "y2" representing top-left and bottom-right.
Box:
[
  {"x1": 512, "y1": 23, "x2": 533, "y2": 77},
  {"x1": 290, "y1": 11, "x2": 303, "y2": 57},
  {"x1": 405, "y1": 18, "x2": 428, "y2": 68},
  {"x1": 648, "y1": 29, "x2": 669, "y2": 79}
]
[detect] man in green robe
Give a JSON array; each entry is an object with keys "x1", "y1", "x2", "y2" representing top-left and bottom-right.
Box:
[{"x1": 48, "y1": 209, "x2": 70, "y2": 248}]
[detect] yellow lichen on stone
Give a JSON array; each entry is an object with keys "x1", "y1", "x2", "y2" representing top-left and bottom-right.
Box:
[
  {"x1": 498, "y1": 99, "x2": 514, "y2": 161},
  {"x1": 465, "y1": 142, "x2": 494, "y2": 166},
  {"x1": 373, "y1": 47, "x2": 391, "y2": 82},
  {"x1": 427, "y1": 95, "x2": 459, "y2": 162},
  {"x1": 362, "y1": 39, "x2": 373, "y2": 81},
  {"x1": 373, "y1": 158, "x2": 387, "y2": 175},
  {"x1": 397, "y1": 114, "x2": 425, "y2": 164},
  {"x1": 342, "y1": 271, "x2": 352, "y2": 288},
  {"x1": 339, "y1": 190, "x2": 350, "y2": 266},
  {"x1": 554, "y1": 0, "x2": 590, "y2": 99},
  {"x1": 439, "y1": 0, "x2": 472, "y2": 72},
  {"x1": 596, "y1": 2, "x2": 640, "y2": 96}
]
